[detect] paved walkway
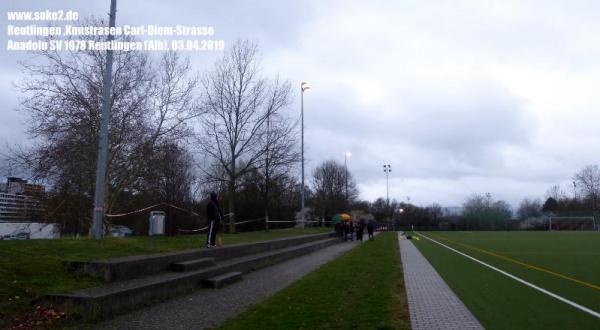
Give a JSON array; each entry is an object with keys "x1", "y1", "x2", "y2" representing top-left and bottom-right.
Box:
[
  {"x1": 94, "y1": 237, "x2": 369, "y2": 330},
  {"x1": 399, "y1": 233, "x2": 484, "y2": 330}
]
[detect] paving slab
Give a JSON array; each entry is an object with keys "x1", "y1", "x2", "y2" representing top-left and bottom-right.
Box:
[
  {"x1": 93, "y1": 236, "x2": 371, "y2": 330},
  {"x1": 399, "y1": 233, "x2": 484, "y2": 330}
]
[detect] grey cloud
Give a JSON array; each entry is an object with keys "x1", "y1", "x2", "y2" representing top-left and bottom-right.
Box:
[
  {"x1": 400, "y1": 80, "x2": 532, "y2": 152},
  {"x1": 2, "y1": 0, "x2": 600, "y2": 208},
  {"x1": 301, "y1": 79, "x2": 534, "y2": 185}
]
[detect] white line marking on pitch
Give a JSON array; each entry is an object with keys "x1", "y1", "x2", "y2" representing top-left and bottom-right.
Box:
[{"x1": 416, "y1": 232, "x2": 600, "y2": 319}]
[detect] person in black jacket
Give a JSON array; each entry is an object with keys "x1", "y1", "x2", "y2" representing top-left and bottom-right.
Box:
[
  {"x1": 357, "y1": 218, "x2": 366, "y2": 241},
  {"x1": 367, "y1": 219, "x2": 376, "y2": 240},
  {"x1": 342, "y1": 221, "x2": 349, "y2": 241},
  {"x1": 334, "y1": 221, "x2": 343, "y2": 238},
  {"x1": 206, "y1": 192, "x2": 223, "y2": 248}
]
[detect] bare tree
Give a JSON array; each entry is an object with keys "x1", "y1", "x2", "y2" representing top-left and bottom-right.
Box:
[
  {"x1": 106, "y1": 50, "x2": 199, "y2": 213},
  {"x1": 198, "y1": 40, "x2": 292, "y2": 233},
  {"x1": 462, "y1": 193, "x2": 511, "y2": 230},
  {"x1": 517, "y1": 197, "x2": 543, "y2": 220},
  {"x1": 573, "y1": 164, "x2": 600, "y2": 217},
  {"x1": 9, "y1": 18, "x2": 199, "y2": 232},
  {"x1": 311, "y1": 160, "x2": 358, "y2": 218},
  {"x1": 371, "y1": 197, "x2": 398, "y2": 222},
  {"x1": 545, "y1": 184, "x2": 567, "y2": 201},
  {"x1": 259, "y1": 99, "x2": 299, "y2": 223},
  {"x1": 140, "y1": 140, "x2": 194, "y2": 204}
]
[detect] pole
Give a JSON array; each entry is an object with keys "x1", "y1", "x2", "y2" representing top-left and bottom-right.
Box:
[
  {"x1": 345, "y1": 154, "x2": 348, "y2": 204},
  {"x1": 386, "y1": 169, "x2": 389, "y2": 225},
  {"x1": 383, "y1": 164, "x2": 391, "y2": 207},
  {"x1": 300, "y1": 87, "x2": 305, "y2": 228},
  {"x1": 383, "y1": 164, "x2": 391, "y2": 225},
  {"x1": 265, "y1": 107, "x2": 270, "y2": 232},
  {"x1": 91, "y1": 0, "x2": 117, "y2": 240},
  {"x1": 386, "y1": 170, "x2": 389, "y2": 204}
]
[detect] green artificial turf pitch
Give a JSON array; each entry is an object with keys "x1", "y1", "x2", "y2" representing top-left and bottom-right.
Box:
[{"x1": 412, "y1": 231, "x2": 600, "y2": 329}]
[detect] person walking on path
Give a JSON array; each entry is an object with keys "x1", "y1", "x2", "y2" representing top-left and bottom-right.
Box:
[
  {"x1": 367, "y1": 219, "x2": 375, "y2": 240},
  {"x1": 206, "y1": 192, "x2": 223, "y2": 248},
  {"x1": 343, "y1": 221, "x2": 349, "y2": 241},
  {"x1": 357, "y1": 219, "x2": 365, "y2": 241},
  {"x1": 335, "y1": 221, "x2": 343, "y2": 238}
]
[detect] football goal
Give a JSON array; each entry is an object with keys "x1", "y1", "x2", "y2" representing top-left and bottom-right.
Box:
[{"x1": 547, "y1": 216, "x2": 598, "y2": 231}]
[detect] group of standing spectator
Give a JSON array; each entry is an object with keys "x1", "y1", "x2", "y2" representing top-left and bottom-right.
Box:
[{"x1": 335, "y1": 219, "x2": 376, "y2": 242}]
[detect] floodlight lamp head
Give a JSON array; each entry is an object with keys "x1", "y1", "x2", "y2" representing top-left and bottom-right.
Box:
[{"x1": 301, "y1": 82, "x2": 311, "y2": 92}]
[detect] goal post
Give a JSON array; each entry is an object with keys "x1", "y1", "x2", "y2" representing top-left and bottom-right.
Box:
[{"x1": 547, "y1": 216, "x2": 597, "y2": 231}]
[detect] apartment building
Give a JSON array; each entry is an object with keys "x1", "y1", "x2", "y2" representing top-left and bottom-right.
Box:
[{"x1": 0, "y1": 177, "x2": 46, "y2": 221}]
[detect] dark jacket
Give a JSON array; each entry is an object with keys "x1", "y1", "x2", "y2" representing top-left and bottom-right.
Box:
[
  {"x1": 206, "y1": 194, "x2": 223, "y2": 221},
  {"x1": 367, "y1": 220, "x2": 375, "y2": 230}
]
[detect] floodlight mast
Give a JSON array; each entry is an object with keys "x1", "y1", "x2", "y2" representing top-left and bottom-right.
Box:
[
  {"x1": 91, "y1": 0, "x2": 117, "y2": 239},
  {"x1": 383, "y1": 164, "x2": 392, "y2": 228},
  {"x1": 299, "y1": 82, "x2": 310, "y2": 228},
  {"x1": 383, "y1": 164, "x2": 391, "y2": 205},
  {"x1": 345, "y1": 152, "x2": 352, "y2": 204}
]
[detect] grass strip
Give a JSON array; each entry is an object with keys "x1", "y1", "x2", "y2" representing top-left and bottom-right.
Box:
[{"x1": 220, "y1": 232, "x2": 410, "y2": 330}]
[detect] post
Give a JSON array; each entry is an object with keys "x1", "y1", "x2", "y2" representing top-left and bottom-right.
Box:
[
  {"x1": 91, "y1": 0, "x2": 117, "y2": 240},
  {"x1": 383, "y1": 164, "x2": 392, "y2": 222},
  {"x1": 299, "y1": 82, "x2": 310, "y2": 228},
  {"x1": 386, "y1": 170, "x2": 389, "y2": 204},
  {"x1": 344, "y1": 154, "x2": 348, "y2": 204},
  {"x1": 300, "y1": 85, "x2": 305, "y2": 228},
  {"x1": 265, "y1": 106, "x2": 271, "y2": 232},
  {"x1": 228, "y1": 177, "x2": 236, "y2": 233}
]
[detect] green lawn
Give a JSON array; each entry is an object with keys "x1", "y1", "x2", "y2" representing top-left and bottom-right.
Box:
[
  {"x1": 0, "y1": 227, "x2": 329, "y2": 326},
  {"x1": 412, "y1": 231, "x2": 600, "y2": 329},
  {"x1": 220, "y1": 232, "x2": 410, "y2": 330}
]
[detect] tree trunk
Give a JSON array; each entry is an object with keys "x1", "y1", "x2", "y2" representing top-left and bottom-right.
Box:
[
  {"x1": 264, "y1": 173, "x2": 270, "y2": 231},
  {"x1": 592, "y1": 196, "x2": 596, "y2": 227},
  {"x1": 228, "y1": 179, "x2": 236, "y2": 233},
  {"x1": 228, "y1": 157, "x2": 236, "y2": 233}
]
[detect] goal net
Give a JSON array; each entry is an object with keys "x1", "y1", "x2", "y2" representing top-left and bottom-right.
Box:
[{"x1": 547, "y1": 216, "x2": 597, "y2": 231}]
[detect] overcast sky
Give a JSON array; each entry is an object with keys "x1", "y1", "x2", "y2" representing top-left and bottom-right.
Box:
[{"x1": 2, "y1": 0, "x2": 600, "y2": 208}]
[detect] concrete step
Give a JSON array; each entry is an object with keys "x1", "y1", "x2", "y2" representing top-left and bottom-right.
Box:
[
  {"x1": 71, "y1": 232, "x2": 332, "y2": 281},
  {"x1": 171, "y1": 257, "x2": 216, "y2": 272},
  {"x1": 202, "y1": 271, "x2": 243, "y2": 289},
  {"x1": 48, "y1": 237, "x2": 339, "y2": 320}
]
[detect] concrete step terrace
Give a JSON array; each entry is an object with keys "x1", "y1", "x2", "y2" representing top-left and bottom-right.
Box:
[{"x1": 48, "y1": 236, "x2": 339, "y2": 319}]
